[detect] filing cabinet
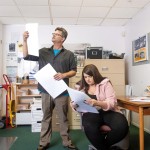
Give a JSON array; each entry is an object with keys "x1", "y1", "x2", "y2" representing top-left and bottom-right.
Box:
[
  {"x1": 84, "y1": 59, "x2": 125, "y2": 96},
  {"x1": 69, "y1": 67, "x2": 83, "y2": 129}
]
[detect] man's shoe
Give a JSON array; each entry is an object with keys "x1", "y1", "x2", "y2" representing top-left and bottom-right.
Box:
[
  {"x1": 37, "y1": 143, "x2": 50, "y2": 150},
  {"x1": 63, "y1": 143, "x2": 78, "y2": 150},
  {"x1": 88, "y1": 144, "x2": 97, "y2": 150},
  {"x1": 109, "y1": 146, "x2": 123, "y2": 150}
]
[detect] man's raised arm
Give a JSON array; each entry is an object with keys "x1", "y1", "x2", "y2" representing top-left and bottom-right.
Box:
[{"x1": 23, "y1": 31, "x2": 29, "y2": 57}]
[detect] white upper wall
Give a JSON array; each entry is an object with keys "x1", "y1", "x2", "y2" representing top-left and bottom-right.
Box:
[
  {"x1": 2, "y1": 25, "x2": 126, "y2": 75},
  {"x1": 38, "y1": 25, "x2": 125, "y2": 54},
  {"x1": 2, "y1": 25, "x2": 126, "y2": 65}
]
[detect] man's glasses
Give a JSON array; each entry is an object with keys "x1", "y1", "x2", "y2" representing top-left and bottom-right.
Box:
[{"x1": 52, "y1": 33, "x2": 62, "y2": 37}]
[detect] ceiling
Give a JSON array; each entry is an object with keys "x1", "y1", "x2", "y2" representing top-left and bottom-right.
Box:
[{"x1": 0, "y1": 0, "x2": 150, "y2": 26}]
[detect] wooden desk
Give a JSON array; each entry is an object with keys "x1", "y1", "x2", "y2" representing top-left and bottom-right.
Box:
[{"x1": 117, "y1": 96, "x2": 150, "y2": 150}]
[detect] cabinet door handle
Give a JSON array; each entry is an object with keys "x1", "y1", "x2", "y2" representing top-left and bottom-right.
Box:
[
  {"x1": 36, "y1": 108, "x2": 42, "y2": 110},
  {"x1": 37, "y1": 121, "x2": 41, "y2": 123},
  {"x1": 102, "y1": 67, "x2": 108, "y2": 71},
  {"x1": 75, "y1": 76, "x2": 80, "y2": 78}
]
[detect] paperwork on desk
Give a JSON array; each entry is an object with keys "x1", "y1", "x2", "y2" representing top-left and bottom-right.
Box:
[
  {"x1": 34, "y1": 63, "x2": 98, "y2": 113},
  {"x1": 67, "y1": 87, "x2": 98, "y2": 113},
  {"x1": 34, "y1": 63, "x2": 68, "y2": 99},
  {"x1": 129, "y1": 96, "x2": 150, "y2": 102}
]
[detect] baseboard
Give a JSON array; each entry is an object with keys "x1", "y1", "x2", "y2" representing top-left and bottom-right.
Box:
[{"x1": 131, "y1": 121, "x2": 150, "y2": 134}]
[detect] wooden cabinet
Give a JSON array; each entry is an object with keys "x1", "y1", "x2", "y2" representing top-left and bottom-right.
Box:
[
  {"x1": 69, "y1": 67, "x2": 83, "y2": 129},
  {"x1": 84, "y1": 59, "x2": 125, "y2": 96},
  {"x1": 15, "y1": 83, "x2": 40, "y2": 111},
  {"x1": 15, "y1": 83, "x2": 40, "y2": 125}
]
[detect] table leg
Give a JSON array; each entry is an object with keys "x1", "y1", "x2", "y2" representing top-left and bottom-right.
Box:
[{"x1": 139, "y1": 107, "x2": 144, "y2": 150}]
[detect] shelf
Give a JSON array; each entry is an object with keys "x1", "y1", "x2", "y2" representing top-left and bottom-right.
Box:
[
  {"x1": 16, "y1": 83, "x2": 38, "y2": 87},
  {"x1": 17, "y1": 109, "x2": 31, "y2": 112},
  {"x1": 17, "y1": 95, "x2": 41, "y2": 98},
  {"x1": 15, "y1": 82, "x2": 40, "y2": 125}
]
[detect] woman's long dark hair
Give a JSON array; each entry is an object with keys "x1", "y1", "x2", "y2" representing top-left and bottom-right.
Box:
[{"x1": 80, "y1": 64, "x2": 105, "y2": 93}]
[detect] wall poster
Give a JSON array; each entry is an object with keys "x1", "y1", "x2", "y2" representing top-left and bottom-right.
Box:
[
  {"x1": 132, "y1": 33, "x2": 150, "y2": 66},
  {"x1": 133, "y1": 35, "x2": 147, "y2": 62}
]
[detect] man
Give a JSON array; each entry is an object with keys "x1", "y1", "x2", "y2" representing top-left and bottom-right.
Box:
[{"x1": 23, "y1": 27, "x2": 77, "y2": 150}]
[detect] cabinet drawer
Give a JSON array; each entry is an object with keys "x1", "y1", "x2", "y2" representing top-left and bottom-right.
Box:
[
  {"x1": 102, "y1": 74, "x2": 125, "y2": 85},
  {"x1": 71, "y1": 119, "x2": 81, "y2": 126},
  {"x1": 69, "y1": 82, "x2": 79, "y2": 89},
  {"x1": 31, "y1": 121, "x2": 42, "y2": 132},
  {"x1": 113, "y1": 85, "x2": 125, "y2": 96},
  {"x1": 69, "y1": 111, "x2": 81, "y2": 126},
  {"x1": 31, "y1": 111, "x2": 43, "y2": 121},
  {"x1": 69, "y1": 116, "x2": 81, "y2": 126},
  {"x1": 31, "y1": 106, "x2": 42, "y2": 111},
  {"x1": 70, "y1": 76, "x2": 81, "y2": 83},
  {"x1": 69, "y1": 125, "x2": 81, "y2": 130},
  {"x1": 85, "y1": 59, "x2": 125, "y2": 73},
  {"x1": 71, "y1": 111, "x2": 81, "y2": 118},
  {"x1": 16, "y1": 112, "x2": 31, "y2": 125},
  {"x1": 69, "y1": 68, "x2": 83, "y2": 82}
]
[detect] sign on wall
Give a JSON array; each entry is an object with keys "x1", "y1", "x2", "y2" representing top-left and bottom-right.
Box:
[{"x1": 132, "y1": 33, "x2": 150, "y2": 66}]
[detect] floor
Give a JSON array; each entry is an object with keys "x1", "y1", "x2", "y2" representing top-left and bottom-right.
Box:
[{"x1": 0, "y1": 137, "x2": 17, "y2": 150}]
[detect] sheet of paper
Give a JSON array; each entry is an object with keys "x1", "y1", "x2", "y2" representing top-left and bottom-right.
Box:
[
  {"x1": 129, "y1": 96, "x2": 150, "y2": 102},
  {"x1": 34, "y1": 63, "x2": 68, "y2": 99},
  {"x1": 67, "y1": 87, "x2": 98, "y2": 113},
  {"x1": 25, "y1": 23, "x2": 39, "y2": 56}
]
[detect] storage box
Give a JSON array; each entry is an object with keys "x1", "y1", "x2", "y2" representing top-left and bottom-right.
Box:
[
  {"x1": 22, "y1": 79, "x2": 29, "y2": 84},
  {"x1": 16, "y1": 112, "x2": 31, "y2": 125},
  {"x1": 31, "y1": 107, "x2": 43, "y2": 121},
  {"x1": 86, "y1": 47, "x2": 103, "y2": 59},
  {"x1": 31, "y1": 121, "x2": 42, "y2": 132},
  {"x1": 17, "y1": 89, "x2": 29, "y2": 96},
  {"x1": 29, "y1": 89, "x2": 39, "y2": 95},
  {"x1": 17, "y1": 104, "x2": 29, "y2": 110},
  {"x1": 29, "y1": 79, "x2": 36, "y2": 84}
]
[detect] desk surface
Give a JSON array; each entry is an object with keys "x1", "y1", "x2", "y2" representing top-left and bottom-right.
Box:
[
  {"x1": 117, "y1": 96, "x2": 150, "y2": 114},
  {"x1": 117, "y1": 96, "x2": 150, "y2": 107}
]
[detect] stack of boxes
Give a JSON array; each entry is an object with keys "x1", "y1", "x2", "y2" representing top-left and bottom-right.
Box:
[{"x1": 31, "y1": 97, "x2": 43, "y2": 132}]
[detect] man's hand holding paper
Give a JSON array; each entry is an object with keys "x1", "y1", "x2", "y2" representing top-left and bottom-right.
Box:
[{"x1": 34, "y1": 63, "x2": 68, "y2": 99}]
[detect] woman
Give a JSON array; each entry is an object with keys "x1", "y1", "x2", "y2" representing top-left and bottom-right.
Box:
[{"x1": 70, "y1": 64, "x2": 129, "y2": 150}]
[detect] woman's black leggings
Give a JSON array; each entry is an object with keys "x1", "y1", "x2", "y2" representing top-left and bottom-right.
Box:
[{"x1": 82, "y1": 110, "x2": 129, "y2": 150}]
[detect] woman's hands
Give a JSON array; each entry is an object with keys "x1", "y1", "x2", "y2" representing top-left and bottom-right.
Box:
[
  {"x1": 70, "y1": 101, "x2": 79, "y2": 111},
  {"x1": 84, "y1": 99, "x2": 97, "y2": 106}
]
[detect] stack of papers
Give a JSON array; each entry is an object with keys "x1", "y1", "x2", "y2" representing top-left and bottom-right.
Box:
[
  {"x1": 67, "y1": 87, "x2": 98, "y2": 113},
  {"x1": 129, "y1": 97, "x2": 150, "y2": 102}
]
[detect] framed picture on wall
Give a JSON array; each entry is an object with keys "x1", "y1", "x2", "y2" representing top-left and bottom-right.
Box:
[
  {"x1": 9, "y1": 43, "x2": 16, "y2": 52},
  {"x1": 132, "y1": 33, "x2": 150, "y2": 66},
  {"x1": 133, "y1": 35, "x2": 147, "y2": 62}
]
